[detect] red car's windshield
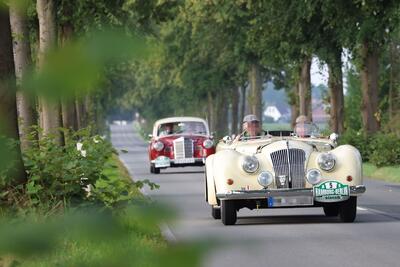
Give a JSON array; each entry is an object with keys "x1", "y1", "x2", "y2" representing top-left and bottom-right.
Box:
[{"x1": 157, "y1": 121, "x2": 208, "y2": 136}]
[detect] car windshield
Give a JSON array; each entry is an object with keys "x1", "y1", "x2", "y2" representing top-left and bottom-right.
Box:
[
  {"x1": 158, "y1": 121, "x2": 208, "y2": 136},
  {"x1": 294, "y1": 122, "x2": 320, "y2": 137}
]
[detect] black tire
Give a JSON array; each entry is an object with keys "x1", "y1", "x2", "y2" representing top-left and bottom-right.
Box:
[
  {"x1": 150, "y1": 164, "x2": 154, "y2": 174},
  {"x1": 339, "y1": 197, "x2": 357, "y2": 222},
  {"x1": 221, "y1": 200, "x2": 237, "y2": 225},
  {"x1": 150, "y1": 164, "x2": 160, "y2": 174},
  {"x1": 211, "y1": 206, "x2": 221, "y2": 219},
  {"x1": 323, "y1": 205, "x2": 340, "y2": 217}
]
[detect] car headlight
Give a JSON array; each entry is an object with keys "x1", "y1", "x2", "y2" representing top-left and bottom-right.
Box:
[
  {"x1": 241, "y1": 156, "x2": 259, "y2": 173},
  {"x1": 153, "y1": 141, "x2": 164, "y2": 151},
  {"x1": 306, "y1": 169, "x2": 322, "y2": 185},
  {"x1": 317, "y1": 153, "x2": 336, "y2": 171},
  {"x1": 257, "y1": 171, "x2": 274, "y2": 187},
  {"x1": 202, "y1": 139, "x2": 213, "y2": 149}
]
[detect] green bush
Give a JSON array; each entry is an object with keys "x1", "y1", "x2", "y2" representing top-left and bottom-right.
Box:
[
  {"x1": 20, "y1": 127, "x2": 145, "y2": 212},
  {"x1": 369, "y1": 133, "x2": 400, "y2": 167},
  {"x1": 340, "y1": 130, "x2": 400, "y2": 167},
  {"x1": 339, "y1": 129, "x2": 372, "y2": 161}
]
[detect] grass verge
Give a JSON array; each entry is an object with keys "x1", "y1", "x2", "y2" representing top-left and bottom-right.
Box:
[{"x1": 363, "y1": 163, "x2": 400, "y2": 183}]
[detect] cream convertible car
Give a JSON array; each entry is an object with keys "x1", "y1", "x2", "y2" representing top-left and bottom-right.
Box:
[{"x1": 205, "y1": 129, "x2": 366, "y2": 225}]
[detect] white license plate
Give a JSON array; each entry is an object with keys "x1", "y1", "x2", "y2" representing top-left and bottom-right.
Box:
[
  {"x1": 174, "y1": 158, "x2": 195, "y2": 164},
  {"x1": 268, "y1": 196, "x2": 314, "y2": 207},
  {"x1": 155, "y1": 156, "x2": 170, "y2": 168}
]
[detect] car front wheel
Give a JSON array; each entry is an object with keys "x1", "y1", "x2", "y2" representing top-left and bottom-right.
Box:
[
  {"x1": 339, "y1": 197, "x2": 357, "y2": 222},
  {"x1": 150, "y1": 163, "x2": 160, "y2": 174},
  {"x1": 221, "y1": 200, "x2": 237, "y2": 225},
  {"x1": 211, "y1": 206, "x2": 221, "y2": 219}
]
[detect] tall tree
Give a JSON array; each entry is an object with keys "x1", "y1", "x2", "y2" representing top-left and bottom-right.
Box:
[
  {"x1": 36, "y1": 0, "x2": 63, "y2": 144},
  {"x1": 0, "y1": 4, "x2": 26, "y2": 184},
  {"x1": 59, "y1": 0, "x2": 78, "y2": 132},
  {"x1": 9, "y1": 0, "x2": 38, "y2": 149},
  {"x1": 248, "y1": 63, "x2": 263, "y2": 121}
]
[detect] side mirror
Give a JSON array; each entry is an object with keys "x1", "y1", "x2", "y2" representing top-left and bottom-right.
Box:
[
  {"x1": 329, "y1": 133, "x2": 339, "y2": 143},
  {"x1": 222, "y1": 135, "x2": 232, "y2": 144}
]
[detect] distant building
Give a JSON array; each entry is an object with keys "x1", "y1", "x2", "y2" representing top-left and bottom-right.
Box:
[{"x1": 264, "y1": 106, "x2": 282, "y2": 122}]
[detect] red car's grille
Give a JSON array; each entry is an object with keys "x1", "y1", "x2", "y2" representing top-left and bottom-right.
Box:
[{"x1": 173, "y1": 137, "x2": 193, "y2": 159}]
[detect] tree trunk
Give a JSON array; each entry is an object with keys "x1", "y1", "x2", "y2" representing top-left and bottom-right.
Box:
[
  {"x1": 231, "y1": 86, "x2": 239, "y2": 134},
  {"x1": 248, "y1": 63, "x2": 263, "y2": 122},
  {"x1": 239, "y1": 85, "x2": 246, "y2": 131},
  {"x1": 59, "y1": 2, "x2": 78, "y2": 132},
  {"x1": 298, "y1": 58, "x2": 312, "y2": 121},
  {"x1": 360, "y1": 41, "x2": 380, "y2": 134},
  {"x1": 215, "y1": 90, "x2": 228, "y2": 138},
  {"x1": 328, "y1": 51, "x2": 344, "y2": 134},
  {"x1": 290, "y1": 84, "x2": 299, "y2": 128},
  {"x1": 0, "y1": 5, "x2": 26, "y2": 184},
  {"x1": 9, "y1": 1, "x2": 37, "y2": 150},
  {"x1": 37, "y1": 0, "x2": 63, "y2": 144},
  {"x1": 207, "y1": 91, "x2": 216, "y2": 134}
]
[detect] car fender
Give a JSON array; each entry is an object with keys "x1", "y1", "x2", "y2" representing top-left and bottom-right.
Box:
[
  {"x1": 205, "y1": 154, "x2": 218, "y2": 205},
  {"x1": 307, "y1": 144, "x2": 363, "y2": 185}
]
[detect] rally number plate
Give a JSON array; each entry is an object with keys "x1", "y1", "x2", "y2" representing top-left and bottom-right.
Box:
[{"x1": 314, "y1": 180, "x2": 350, "y2": 203}]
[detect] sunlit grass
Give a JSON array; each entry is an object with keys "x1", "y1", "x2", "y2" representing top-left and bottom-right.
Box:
[{"x1": 363, "y1": 163, "x2": 400, "y2": 183}]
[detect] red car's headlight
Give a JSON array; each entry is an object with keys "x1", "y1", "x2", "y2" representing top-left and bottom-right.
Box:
[
  {"x1": 153, "y1": 141, "x2": 164, "y2": 151},
  {"x1": 202, "y1": 139, "x2": 214, "y2": 149}
]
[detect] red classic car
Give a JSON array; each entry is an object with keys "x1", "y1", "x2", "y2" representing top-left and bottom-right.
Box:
[{"x1": 148, "y1": 117, "x2": 215, "y2": 174}]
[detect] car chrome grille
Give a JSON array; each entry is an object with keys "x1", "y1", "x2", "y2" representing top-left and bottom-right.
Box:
[
  {"x1": 173, "y1": 137, "x2": 193, "y2": 159},
  {"x1": 271, "y1": 148, "x2": 306, "y2": 189}
]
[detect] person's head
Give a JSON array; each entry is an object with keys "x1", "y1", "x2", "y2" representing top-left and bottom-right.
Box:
[
  {"x1": 243, "y1": 114, "x2": 261, "y2": 137},
  {"x1": 165, "y1": 123, "x2": 174, "y2": 132},
  {"x1": 295, "y1": 115, "x2": 310, "y2": 137}
]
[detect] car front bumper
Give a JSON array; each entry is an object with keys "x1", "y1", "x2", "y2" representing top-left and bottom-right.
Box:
[
  {"x1": 216, "y1": 185, "x2": 366, "y2": 200},
  {"x1": 151, "y1": 157, "x2": 206, "y2": 167}
]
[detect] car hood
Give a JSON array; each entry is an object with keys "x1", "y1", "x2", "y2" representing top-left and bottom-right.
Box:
[{"x1": 225, "y1": 137, "x2": 333, "y2": 155}]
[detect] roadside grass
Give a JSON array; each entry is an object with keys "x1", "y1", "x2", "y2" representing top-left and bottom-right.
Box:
[
  {"x1": 363, "y1": 163, "x2": 400, "y2": 183},
  {"x1": 0, "y1": 156, "x2": 204, "y2": 267}
]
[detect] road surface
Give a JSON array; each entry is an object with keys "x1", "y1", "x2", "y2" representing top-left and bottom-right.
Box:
[{"x1": 111, "y1": 123, "x2": 400, "y2": 267}]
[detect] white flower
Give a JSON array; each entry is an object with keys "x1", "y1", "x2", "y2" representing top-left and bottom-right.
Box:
[
  {"x1": 83, "y1": 184, "x2": 93, "y2": 197},
  {"x1": 93, "y1": 137, "x2": 100, "y2": 144},
  {"x1": 76, "y1": 142, "x2": 83, "y2": 151},
  {"x1": 80, "y1": 150, "x2": 87, "y2": 157}
]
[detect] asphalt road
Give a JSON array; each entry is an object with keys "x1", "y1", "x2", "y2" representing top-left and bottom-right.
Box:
[{"x1": 111, "y1": 123, "x2": 400, "y2": 267}]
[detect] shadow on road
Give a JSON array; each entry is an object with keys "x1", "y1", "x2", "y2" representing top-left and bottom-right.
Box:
[{"x1": 236, "y1": 212, "x2": 399, "y2": 226}]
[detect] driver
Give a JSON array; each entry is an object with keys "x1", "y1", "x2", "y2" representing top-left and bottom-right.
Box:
[
  {"x1": 242, "y1": 114, "x2": 265, "y2": 138},
  {"x1": 159, "y1": 123, "x2": 174, "y2": 136}
]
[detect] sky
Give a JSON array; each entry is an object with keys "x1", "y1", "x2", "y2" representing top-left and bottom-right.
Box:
[{"x1": 311, "y1": 57, "x2": 328, "y2": 86}]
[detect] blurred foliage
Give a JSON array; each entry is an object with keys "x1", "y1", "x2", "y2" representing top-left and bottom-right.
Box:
[
  {"x1": 0, "y1": 206, "x2": 205, "y2": 267},
  {"x1": 0, "y1": 137, "x2": 18, "y2": 187},
  {"x1": 22, "y1": 30, "x2": 152, "y2": 101}
]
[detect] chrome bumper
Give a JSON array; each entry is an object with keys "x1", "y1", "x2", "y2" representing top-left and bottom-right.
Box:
[
  {"x1": 216, "y1": 185, "x2": 366, "y2": 200},
  {"x1": 150, "y1": 157, "x2": 206, "y2": 165}
]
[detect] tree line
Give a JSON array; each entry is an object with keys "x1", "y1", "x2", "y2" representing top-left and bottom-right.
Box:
[{"x1": 115, "y1": 1, "x2": 400, "y2": 139}]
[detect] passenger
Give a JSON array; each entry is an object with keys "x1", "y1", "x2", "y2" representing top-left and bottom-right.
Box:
[{"x1": 294, "y1": 115, "x2": 318, "y2": 137}]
